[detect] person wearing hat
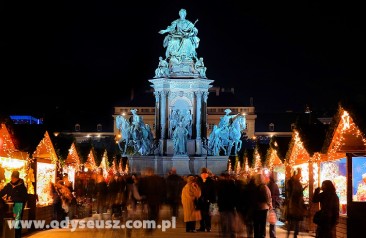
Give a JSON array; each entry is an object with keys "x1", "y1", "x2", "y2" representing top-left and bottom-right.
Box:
[
  {"x1": 196, "y1": 168, "x2": 216, "y2": 232},
  {"x1": 218, "y1": 108, "x2": 239, "y2": 130},
  {"x1": 0, "y1": 170, "x2": 28, "y2": 238}
]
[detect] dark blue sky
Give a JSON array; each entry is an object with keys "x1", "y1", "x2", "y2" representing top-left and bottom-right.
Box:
[{"x1": 3, "y1": 0, "x2": 365, "y2": 119}]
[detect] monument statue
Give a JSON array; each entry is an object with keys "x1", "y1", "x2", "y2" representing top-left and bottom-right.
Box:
[
  {"x1": 173, "y1": 121, "x2": 189, "y2": 155},
  {"x1": 194, "y1": 57, "x2": 207, "y2": 78},
  {"x1": 154, "y1": 56, "x2": 169, "y2": 78},
  {"x1": 116, "y1": 109, "x2": 154, "y2": 155},
  {"x1": 208, "y1": 109, "x2": 246, "y2": 156},
  {"x1": 159, "y1": 8, "x2": 199, "y2": 62},
  {"x1": 157, "y1": 8, "x2": 204, "y2": 78}
]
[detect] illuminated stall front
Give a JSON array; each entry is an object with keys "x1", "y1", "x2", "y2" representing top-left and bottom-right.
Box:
[
  {"x1": 285, "y1": 121, "x2": 329, "y2": 234},
  {"x1": 0, "y1": 123, "x2": 29, "y2": 188},
  {"x1": 286, "y1": 131, "x2": 315, "y2": 203},
  {"x1": 32, "y1": 131, "x2": 58, "y2": 207},
  {"x1": 267, "y1": 136, "x2": 290, "y2": 196},
  {"x1": 63, "y1": 142, "x2": 81, "y2": 189},
  {"x1": 322, "y1": 104, "x2": 366, "y2": 238}
]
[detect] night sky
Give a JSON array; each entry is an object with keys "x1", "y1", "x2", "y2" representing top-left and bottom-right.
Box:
[{"x1": 3, "y1": 0, "x2": 365, "y2": 120}]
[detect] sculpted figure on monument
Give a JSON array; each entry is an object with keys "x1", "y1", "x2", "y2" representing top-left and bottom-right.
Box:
[
  {"x1": 208, "y1": 109, "x2": 245, "y2": 156},
  {"x1": 173, "y1": 122, "x2": 189, "y2": 155},
  {"x1": 159, "y1": 8, "x2": 199, "y2": 62},
  {"x1": 194, "y1": 57, "x2": 207, "y2": 78},
  {"x1": 154, "y1": 56, "x2": 169, "y2": 78},
  {"x1": 218, "y1": 109, "x2": 239, "y2": 132},
  {"x1": 169, "y1": 109, "x2": 179, "y2": 138},
  {"x1": 116, "y1": 109, "x2": 154, "y2": 155},
  {"x1": 181, "y1": 109, "x2": 193, "y2": 139}
]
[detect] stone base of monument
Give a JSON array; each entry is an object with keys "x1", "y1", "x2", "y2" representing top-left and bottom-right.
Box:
[{"x1": 127, "y1": 155, "x2": 229, "y2": 176}]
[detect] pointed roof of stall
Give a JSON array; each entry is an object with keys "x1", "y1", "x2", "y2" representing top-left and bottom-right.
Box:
[
  {"x1": 0, "y1": 123, "x2": 28, "y2": 159},
  {"x1": 266, "y1": 136, "x2": 289, "y2": 169},
  {"x1": 32, "y1": 131, "x2": 58, "y2": 164},
  {"x1": 322, "y1": 100, "x2": 366, "y2": 157},
  {"x1": 64, "y1": 142, "x2": 81, "y2": 169},
  {"x1": 84, "y1": 148, "x2": 97, "y2": 171},
  {"x1": 271, "y1": 136, "x2": 291, "y2": 161},
  {"x1": 286, "y1": 115, "x2": 329, "y2": 168}
]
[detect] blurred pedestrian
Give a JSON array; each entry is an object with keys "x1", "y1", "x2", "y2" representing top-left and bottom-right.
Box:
[
  {"x1": 138, "y1": 167, "x2": 166, "y2": 234},
  {"x1": 216, "y1": 173, "x2": 237, "y2": 238},
  {"x1": 236, "y1": 174, "x2": 254, "y2": 238},
  {"x1": 312, "y1": 180, "x2": 339, "y2": 238},
  {"x1": 165, "y1": 167, "x2": 184, "y2": 218},
  {"x1": 181, "y1": 176, "x2": 201, "y2": 232},
  {"x1": 285, "y1": 168, "x2": 307, "y2": 238},
  {"x1": 267, "y1": 174, "x2": 280, "y2": 238},
  {"x1": 253, "y1": 173, "x2": 272, "y2": 238}
]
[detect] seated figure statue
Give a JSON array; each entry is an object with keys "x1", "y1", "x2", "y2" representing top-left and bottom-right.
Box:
[
  {"x1": 159, "y1": 8, "x2": 199, "y2": 62},
  {"x1": 194, "y1": 57, "x2": 207, "y2": 78},
  {"x1": 154, "y1": 56, "x2": 169, "y2": 78}
]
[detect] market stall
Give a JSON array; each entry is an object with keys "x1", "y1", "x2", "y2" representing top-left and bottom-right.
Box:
[
  {"x1": 322, "y1": 104, "x2": 366, "y2": 238},
  {"x1": 63, "y1": 142, "x2": 81, "y2": 190},
  {"x1": 285, "y1": 124, "x2": 328, "y2": 234},
  {"x1": 266, "y1": 136, "x2": 290, "y2": 196},
  {"x1": 0, "y1": 124, "x2": 29, "y2": 185},
  {"x1": 0, "y1": 124, "x2": 30, "y2": 236},
  {"x1": 32, "y1": 131, "x2": 58, "y2": 207}
]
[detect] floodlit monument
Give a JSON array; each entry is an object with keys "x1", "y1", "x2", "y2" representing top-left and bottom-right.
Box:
[{"x1": 116, "y1": 9, "x2": 246, "y2": 176}]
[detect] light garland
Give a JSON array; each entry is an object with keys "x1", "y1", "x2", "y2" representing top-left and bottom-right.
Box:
[
  {"x1": 84, "y1": 149, "x2": 97, "y2": 171},
  {"x1": 326, "y1": 109, "x2": 366, "y2": 160},
  {"x1": 118, "y1": 159, "x2": 124, "y2": 175},
  {"x1": 64, "y1": 143, "x2": 81, "y2": 171},
  {"x1": 254, "y1": 148, "x2": 262, "y2": 172},
  {"x1": 33, "y1": 131, "x2": 58, "y2": 165},
  {"x1": 99, "y1": 150, "x2": 110, "y2": 178}
]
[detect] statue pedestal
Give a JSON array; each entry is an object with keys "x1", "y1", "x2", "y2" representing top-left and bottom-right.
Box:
[
  {"x1": 127, "y1": 155, "x2": 228, "y2": 176},
  {"x1": 172, "y1": 155, "x2": 189, "y2": 159}
]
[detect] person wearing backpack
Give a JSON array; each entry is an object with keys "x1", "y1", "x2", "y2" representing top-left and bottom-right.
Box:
[{"x1": 253, "y1": 173, "x2": 272, "y2": 238}]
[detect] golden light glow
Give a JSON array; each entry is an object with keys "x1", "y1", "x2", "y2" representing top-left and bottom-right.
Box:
[
  {"x1": 36, "y1": 162, "x2": 56, "y2": 206},
  {"x1": 326, "y1": 109, "x2": 366, "y2": 160}
]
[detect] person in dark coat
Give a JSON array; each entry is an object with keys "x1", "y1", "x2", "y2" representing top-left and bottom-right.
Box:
[
  {"x1": 216, "y1": 173, "x2": 237, "y2": 238},
  {"x1": 0, "y1": 170, "x2": 28, "y2": 238},
  {"x1": 253, "y1": 173, "x2": 272, "y2": 238},
  {"x1": 285, "y1": 168, "x2": 307, "y2": 238},
  {"x1": 165, "y1": 167, "x2": 185, "y2": 218},
  {"x1": 138, "y1": 167, "x2": 166, "y2": 234},
  {"x1": 236, "y1": 175, "x2": 254, "y2": 238},
  {"x1": 95, "y1": 171, "x2": 108, "y2": 216},
  {"x1": 196, "y1": 167, "x2": 216, "y2": 232},
  {"x1": 312, "y1": 180, "x2": 339, "y2": 238}
]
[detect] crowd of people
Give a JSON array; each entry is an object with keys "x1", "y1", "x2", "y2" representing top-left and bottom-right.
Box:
[{"x1": 0, "y1": 166, "x2": 340, "y2": 238}]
